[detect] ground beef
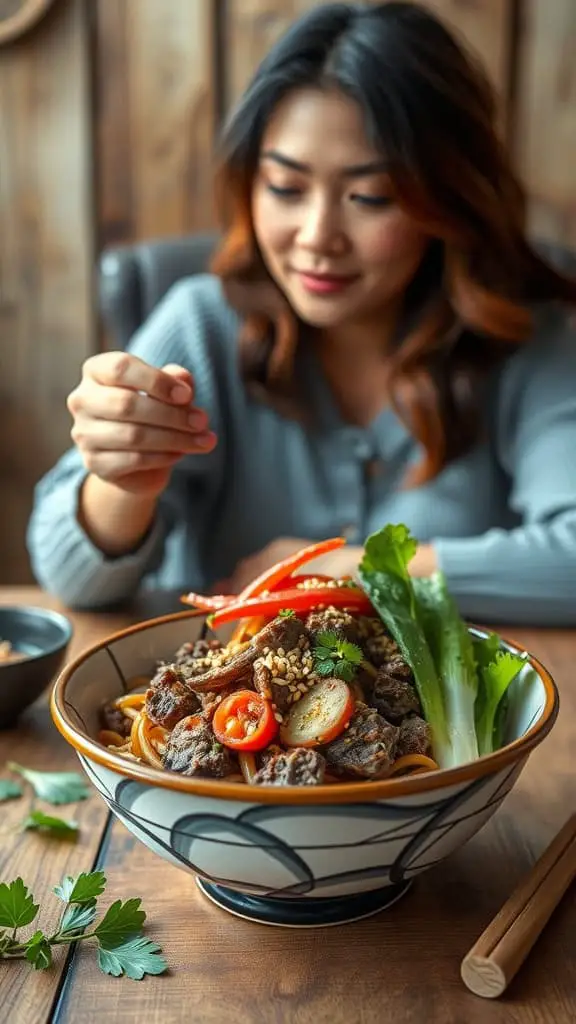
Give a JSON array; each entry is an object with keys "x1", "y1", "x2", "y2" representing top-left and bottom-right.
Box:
[
  {"x1": 324, "y1": 705, "x2": 399, "y2": 779},
  {"x1": 252, "y1": 615, "x2": 309, "y2": 655},
  {"x1": 370, "y1": 667, "x2": 421, "y2": 723},
  {"x1": 162, "y1": 715, "x2": 234, "y2": 777},
  {"x1": 356, "y1": 617, "x2": 401, "y2": 667},
  {"x1": 100, "y1": 703, "x2": 132, "y2": 738},
  {"x1": 171, "y1": 637, "x2": 224, "y2": 675},
  {"x1": 145, "y1": 668, "x2": 201, "y2": 728},
  {"x1": 254, "y1": 747, "x2": 326, "y2": 786},
  {"x1": 396, "y1": 715, "x2": 433, "y2": 758},
  {"x1": 305, "y1": 608, "x2": 363, "y2": 645}
]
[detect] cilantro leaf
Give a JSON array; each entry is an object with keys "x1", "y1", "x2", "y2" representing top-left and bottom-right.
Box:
[
  {"x1": 0, "y1": 780, "x2": 23, "y2": 802},
  {"x1": 314, "y1": 647, "x2": 334, "y2": 661},
  {"x1": 315, "y1": 660, "x2": 336, "y2": 677},
  {"x1": 337, "y1": 640, "x2": 363, "y2": 665},
  {"x1": 97, "y1": 936, "x2": 168, "y2": 980},
  {"x1": 278, "y1": 608, "x2": 295, "y2": 618},
  {"x1": 0, "y1": 879, "x2": 39, "y2": 929},
  {"x1": 316, "y1": 630, "x2": 340, "y2": 649},
  {"x1": 54, "y1": 871, "x2": 107, "y2": 905},
  {"x1": 22, "y1": 811, "x2": 78, "y2": 839},
  {"x1": 24, "y1": 931, "x2": 53, "y2": 971},
  {"x1": 95, "y1": 898, "x2": 146, "y2": 949},
  {"x1": 60, "y1": 901, "x2": 98, "y2": 937},
  {"x1": 6, "y1": 764, "x2": 90, "y2": 805},
  {"x1": 333, "y1": 660, "x2": 355, "y2": 682}
]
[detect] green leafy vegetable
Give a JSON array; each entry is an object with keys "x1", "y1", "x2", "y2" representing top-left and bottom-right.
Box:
[
  {"x1": 22, "y1": 811, "x2": 79, "y2": 839},
  {"x1": 312, "y1": 630, "x2": 364, "y2": 682},
  {"x1": 278, "y1": 608, "x2": 296, "y2": 618},
  {"x1": 94, "y1": 898, "x2": 146, "y2": 949},
  {"x1": 54, "y1": 871, "x2": 106, "y2": 905},
  {"x1": 0, "y1": 871, "x2": 167, "y2": 980},
  {"x1": 98, "y1": 936, "x2": 168, "y2": 980},
  {"x1": 358, "y1": 525, "x2": 450, "y2": 762},
  {"x1": 473, "y1": 636, "x2": 527, "y2": 755},
  {"x1": 413, "y1": 573, "x2": 479, "y2": 767},
  {"x1": 0, "y1": 779, "x2": 23, "y2": 802},
  {"x1": 6, "y1": 764, "x2": 90, "y2": 805},
  {"x1": 24, "y1": 931, "x2": 53, "y2": 971},
  {"x1": 0, "y1": 879, "x2": 39, "y2": 929}
]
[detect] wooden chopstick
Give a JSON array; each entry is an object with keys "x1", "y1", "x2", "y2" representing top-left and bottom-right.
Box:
[{"x1": 460, "y1": 813, "x2": 576, "y2": 999}]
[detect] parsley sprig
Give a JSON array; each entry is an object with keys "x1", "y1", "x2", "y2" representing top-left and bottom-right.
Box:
[
  {"x1": 312, "y1": 630, "x2": 364, "y2": 682},
  {"x1": 0, "y1": 872, "x2": 167, "y2": 979},
  {"x1": 0, "y1": 762, "x2": 91, "y2": 839}
]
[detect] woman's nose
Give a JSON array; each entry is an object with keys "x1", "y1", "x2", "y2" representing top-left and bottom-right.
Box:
[{"x1": 296, "y1": 200, "x2": 347, "y2": 255}]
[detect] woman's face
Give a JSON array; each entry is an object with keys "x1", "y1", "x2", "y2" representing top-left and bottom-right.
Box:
[{"x1": 252, "y1": 88, "x2": 428, "y2": 332}]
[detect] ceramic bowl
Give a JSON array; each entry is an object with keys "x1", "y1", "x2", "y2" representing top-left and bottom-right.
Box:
[
  {"x1": 51, "y1": 611, "x2": 558, "y2": 927},
  {"x1": 0, "y1": 606, "x2": 73, "y2": 728}
]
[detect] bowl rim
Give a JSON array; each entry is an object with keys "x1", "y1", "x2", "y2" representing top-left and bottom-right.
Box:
[
  {"x1": 0, "y1": 605, "x2": 74, "y2": 661},
  {"x1": 50, "y1": 609, "x2": 560, "y2": 805}
]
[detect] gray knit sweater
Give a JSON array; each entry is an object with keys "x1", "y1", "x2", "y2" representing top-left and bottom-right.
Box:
[{"x1": 27, "y1": 275, "x2": 576, "y2": 625}]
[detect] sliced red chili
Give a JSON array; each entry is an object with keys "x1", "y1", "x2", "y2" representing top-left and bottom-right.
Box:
[
  {"x1": 238, "y1": 537, "x2": 346, "y2": 602},
  {"x1": 210, "y1": 585, "x2": 373, "y2": 627},
  {"x1": 212, "y1": 690, "x2": 278, "y2": 752}
]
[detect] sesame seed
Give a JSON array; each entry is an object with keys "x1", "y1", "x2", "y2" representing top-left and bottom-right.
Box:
[
  {"x1": 274, "y1": 712, "x2": 283, "y2": 723},
  {"x1": 293, "y1": 692, "x2": 302, "y2": 702}
]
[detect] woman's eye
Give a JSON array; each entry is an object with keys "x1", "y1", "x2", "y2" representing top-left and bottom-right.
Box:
[
  {"x1": 266, "y1": 184, "x2": 302, "y2": 200},
  {"x1": 351, "y1": 194, "x2": 394, "y2": 208}
]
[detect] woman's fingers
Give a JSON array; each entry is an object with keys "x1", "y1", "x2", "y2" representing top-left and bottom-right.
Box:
[
  {"x1": 70, "y1": 383, "x2": 209, "y2": 433},
  {"x1": 82, "y1": 352, "x2": 193, "y2": 405},
  {"x1": 72, "y1": 416, "x2": 216, "y2": 454}
]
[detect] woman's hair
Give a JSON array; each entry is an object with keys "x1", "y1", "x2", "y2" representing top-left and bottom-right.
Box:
[{"x1": 211, "y1": 1, "x2": 576, "y2": 484}]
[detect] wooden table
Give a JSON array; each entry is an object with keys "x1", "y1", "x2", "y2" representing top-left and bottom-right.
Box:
[{"x1": 1, "y1": 587, "x2": 574, "y2": 1024}]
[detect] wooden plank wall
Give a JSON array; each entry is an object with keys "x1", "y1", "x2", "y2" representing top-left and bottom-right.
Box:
[{"x1": 0, "y1": 0, "x2": 574, "y2": 584}]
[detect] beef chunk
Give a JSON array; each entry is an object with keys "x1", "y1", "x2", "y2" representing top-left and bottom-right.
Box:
[
  {"x1": 167, "y1": 643, "x2": 258, "y2": 693},
  {"x1": 100, "y1": 702, "x2": 132, "y2": 738},
  {"x1": 396, "y1": 716, "x2": 433, "y2": 758},
  {"x1": 162, "y1": 715, "x2": 234, "y2": 777},
  {"x1": 305, "y1": 608, "x2": 363, "y2": 645},
  {"x1": 325, "y1": 705, "x2": 399, "y2": 779},
  {"x1": 254, "y1": 747, "x2": 326, "y2": 786},
  {"x1": 252, "y1": 616, "x2": 314, "y2": 715},
  {"x1": 252, "y1": 615, "x2": 308, "y2": 654},
  {"x1": 145, "y1": 668, "x2": 201, "y2": 728},
  {"x1": 370, "y1": 667, "x2": 421, "y2": 723}
]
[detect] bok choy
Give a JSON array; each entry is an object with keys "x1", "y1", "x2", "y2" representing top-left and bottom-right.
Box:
[{"x1": 358, "y1": 524, "x2": 526, "y2": 769}]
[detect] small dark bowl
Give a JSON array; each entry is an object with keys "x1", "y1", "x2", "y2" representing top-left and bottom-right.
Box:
[{"x1": 0, "y1": 606, "x2": 73, "y2": 728}]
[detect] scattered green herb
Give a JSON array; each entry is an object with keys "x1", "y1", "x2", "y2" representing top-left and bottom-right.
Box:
[
  {"x1": 313, "y1": 630, "x2": 364, "y2": 682},
  {"x1": 22, "y1": 811, "x2": 79, "y2": 839},
  {"x1": 278, "y1": 608, "x2": 296, "y2": 618},
  {"x1": 0, "y1": 872, "x2": 167, "y2": 979},
  {"x1": 0, "y1": 780, "x2": 23, "y2": 802},
  {"x1": 6, "y1": 764, "x2": 90, "y2": 806}
]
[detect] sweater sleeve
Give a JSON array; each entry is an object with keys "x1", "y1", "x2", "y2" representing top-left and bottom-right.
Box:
[
  {"x1": 26, "y1": 278, "x2": 225, "y2": 609},
  {"x1": 433, "y1": 307, "x2": 576, "y2": 625}
]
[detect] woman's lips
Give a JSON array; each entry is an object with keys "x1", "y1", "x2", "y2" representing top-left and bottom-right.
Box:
[{"x1": 295, "y1": 271, "x2": 358, "y2": 295}]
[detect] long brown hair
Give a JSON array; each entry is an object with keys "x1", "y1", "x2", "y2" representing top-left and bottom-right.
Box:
[{"x1": 210, "y1": 1, "x2": 576, "y2": 484}]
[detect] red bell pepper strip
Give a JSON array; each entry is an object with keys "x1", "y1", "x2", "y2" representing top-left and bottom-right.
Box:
[
  {"x1": 210, "y1": 585, "x2": 373, "y2": 627},
  {"x1": 237, "y1": 537, "x2": 346, "y2": 602},
  {"x1": 212, "y1": 691, "x2": 278, "y2": 752}
]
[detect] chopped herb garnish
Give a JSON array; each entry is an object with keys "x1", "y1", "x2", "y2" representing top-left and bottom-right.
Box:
[
  {"x1": 312, "y1": 630, "x2": 363, "y2": 683},
  {"x1": 0, "y1": 872, "x2": 167, "y2": 979}
]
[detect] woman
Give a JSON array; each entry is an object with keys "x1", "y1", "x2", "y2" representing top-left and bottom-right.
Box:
[{"x1": 27, "y1": 1, "x2": 576, "y2": 624}]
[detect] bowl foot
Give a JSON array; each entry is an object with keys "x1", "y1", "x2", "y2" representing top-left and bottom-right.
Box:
[{"x1": 196, "y1": 878, "x2": 413, "y2": 928}]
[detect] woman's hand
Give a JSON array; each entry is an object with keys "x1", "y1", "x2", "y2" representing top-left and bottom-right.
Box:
[
  {"x1": 221, "y1": 538, "x2": 438, "y2": 594},
  {"x1": 67, "y1": 352, "x2": 217, "y2": 498}
]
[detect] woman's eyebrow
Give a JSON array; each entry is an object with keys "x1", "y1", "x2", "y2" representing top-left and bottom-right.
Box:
[{"x1": 260, "y1": 149, "x2": 389, "y2": 177}]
